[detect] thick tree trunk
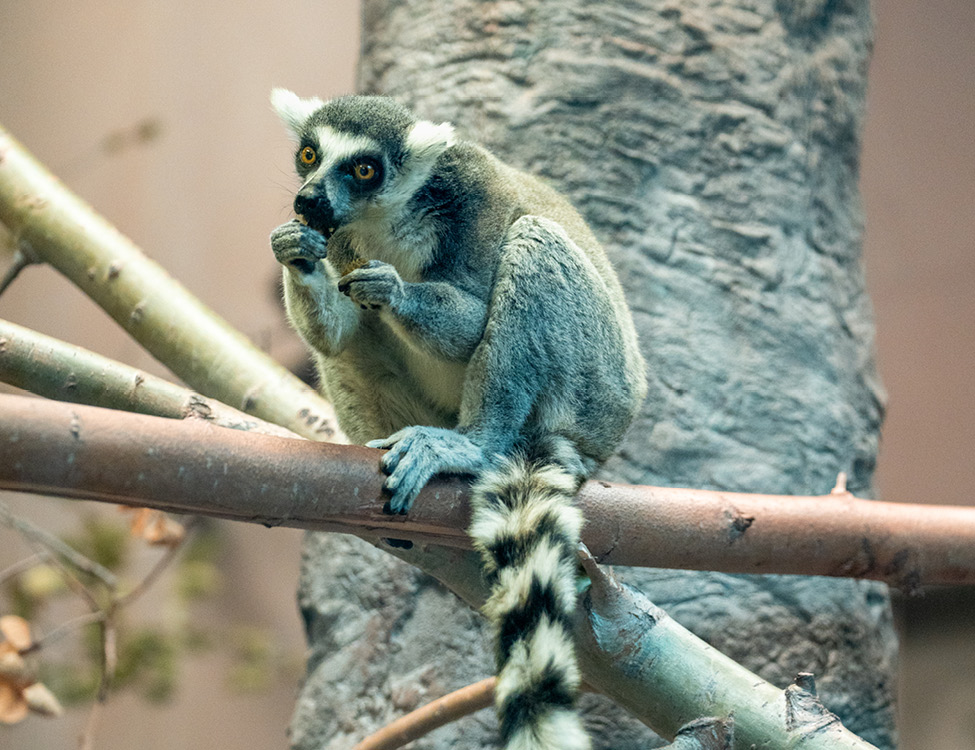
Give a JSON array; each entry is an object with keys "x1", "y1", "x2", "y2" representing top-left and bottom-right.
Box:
[{"x1": 291, "y1": 1, "x2": 897, "y2": 748}]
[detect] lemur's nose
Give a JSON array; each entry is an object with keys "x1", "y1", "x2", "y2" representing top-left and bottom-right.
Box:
[{"x1": 293, "y1": 192, "x2": 335, "y2": 234}]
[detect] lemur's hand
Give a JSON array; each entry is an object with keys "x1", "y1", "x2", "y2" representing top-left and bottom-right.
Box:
[
  {"x1": 270, "y1": 219, "x2": 328, "y2": 275},
  {"x1": 367, "y1": 426, "x2": 485, "y2": 514},
  {"x1": 337, "y1": 260, "x2": 404, "y2": 311}
]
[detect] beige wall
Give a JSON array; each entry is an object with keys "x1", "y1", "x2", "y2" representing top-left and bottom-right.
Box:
[
  {"x1": 862, "y1": 2, "x2": 975, "y2": 512},
  {"x1": 861, "y1": 4, "x2": 975, "y2": 748},
  {"x1": 0, "y1": 1, "x2": 972, "y2": 748},
  {"x1": 1, "y1": 3, "x2": 359, "y2": 748}
]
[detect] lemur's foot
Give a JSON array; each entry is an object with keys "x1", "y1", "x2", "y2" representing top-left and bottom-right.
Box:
[
  {"x1": 337, "y1": 260, "x2": 404, "y2": 311},
  {"x1": 270, "y1": 219, "x2": 328, "y2": 274},
  {"x1": 367, "y1": 426, "x2": 485, "y2": 514}
]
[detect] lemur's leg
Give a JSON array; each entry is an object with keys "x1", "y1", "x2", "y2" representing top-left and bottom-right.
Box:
[
  {"x1": 338, "y1": 260, "x2": 488, "y2": 362},
  {"x1": 370, "y1": 216, "x2": 611, "y2": 513},
  {"x1": 272, "y1": 220, "x2": 361, "y2": 357}
]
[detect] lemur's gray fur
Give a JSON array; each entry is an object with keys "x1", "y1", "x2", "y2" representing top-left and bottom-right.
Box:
[{"x1": 270, "y1": 89, "x2": 646, "y2": 750}]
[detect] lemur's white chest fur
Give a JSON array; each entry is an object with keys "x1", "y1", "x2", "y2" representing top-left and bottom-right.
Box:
[
  {"x1": 346, "y1": 206, "x2": 437, "y2": 283},
  {"x1": 398, "y1": 339, "x2": 467, "y2": 414},
  {"x1": 346, "y1": 207, "x2": 466, "y2": 414}
]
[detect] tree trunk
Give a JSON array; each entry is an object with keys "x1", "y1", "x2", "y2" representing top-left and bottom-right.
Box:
[{"x1": 290, "y1": 1, "x2": 897, "y2": 748}]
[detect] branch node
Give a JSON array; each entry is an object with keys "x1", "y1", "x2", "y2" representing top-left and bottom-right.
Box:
[
  {"x1": 666, "y1": 716, "x2": 735, "y2": 750},
  {"x1": 831, "y1": 472, "x2": 850, "y2": 496},
  {"x1": 785, "y1": 671, "x2": 839, "y2": 735}
]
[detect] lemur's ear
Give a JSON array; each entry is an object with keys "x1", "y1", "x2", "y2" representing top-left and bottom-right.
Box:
[
  {"x1": 271, "y1": 88, "x2": 323, "y2": 138},
  {"x1": 406, "y1": 120, "x2": 456, "y2": 162}
]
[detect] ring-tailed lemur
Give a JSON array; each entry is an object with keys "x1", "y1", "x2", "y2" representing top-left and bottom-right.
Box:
[{"x1": 269, "y1": 90, "x2": 646, "y2": 750}]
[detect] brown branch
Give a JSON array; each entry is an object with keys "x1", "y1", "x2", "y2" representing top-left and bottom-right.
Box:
[
  {"x1": 352, "y1": 677, "x2": 496, "y2": 750},
  {"x1": 353, "y1": 677, "x2": 607, "y2": 750},
  {"x1": 1, "y1": 393, "x2": 973, "y2": 590}
]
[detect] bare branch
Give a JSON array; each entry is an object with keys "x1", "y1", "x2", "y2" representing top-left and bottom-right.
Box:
[
  {"x1": 114, "y1": 517, "x2": 200, "y2": 608},
  {"x1": 0, "y1": 502, "x2": 117, "y2": 590},
  {"x1": 0, "y1": 122, "x2": 340, "y2": 443},
  {"x1": 0, "y1": 245, "x2": 39, "y2": 297},
  {"x1": 386, "y1": 541, "x2": 878, "y2": 748},
  {"x1": 0, "y1": 318, "x2": 300, "y2": 439},
  {"x1": 0, "y1": 554, "x2": 43, "y2": 586},
  {"x1": 1, "y1": 393, "x2": 973, "y2": 591},
  {"x1": 352, "y1": 677, "x2": 496, "y2": 750}
]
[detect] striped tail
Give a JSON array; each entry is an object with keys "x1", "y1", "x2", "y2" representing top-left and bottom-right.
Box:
[{"x1": 468, "y1": 458, "x2": 591, "y2": 750}]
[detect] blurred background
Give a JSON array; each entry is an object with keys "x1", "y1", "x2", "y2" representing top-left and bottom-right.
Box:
[{"x1": 0, "y1": 1, "x2": 972, "y2": 748}]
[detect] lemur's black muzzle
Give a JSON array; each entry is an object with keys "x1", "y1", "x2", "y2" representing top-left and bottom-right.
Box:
[{"x1": 294, "y1": 192, "x2": 337, "y2": 238}]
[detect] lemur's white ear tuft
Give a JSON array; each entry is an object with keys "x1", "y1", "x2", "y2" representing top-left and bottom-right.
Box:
[
  {"x1": 406, "y1": 120, "x2": 456, "y2": 160},
  {"x1": 271, "y1": 88, "x2": 324, "y2": 137}
]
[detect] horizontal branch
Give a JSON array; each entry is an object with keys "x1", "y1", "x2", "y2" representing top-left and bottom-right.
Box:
[{"x1": 1, "y1": 393, "x2": 973, "y2": 590}]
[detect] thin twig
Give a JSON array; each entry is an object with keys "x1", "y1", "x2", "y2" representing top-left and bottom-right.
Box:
[
  {"x1": 115, "y1": 515, "x2": 200, "y2": 608},
  {"x1": 23, "y1": 610, "x2": 107, "y2": 654},
  {"x1": 0, "y1": 245, "x2": 38, "y2": 297},
  {"x1": 12, "y1": 526, "x2": 103, "y2": 615},
  {"x1": 78, "y1": 679, "x2": 105, "y2": 750},
  {"x1": 352, "y1": 678, "x2": 496, "y2": 750},
  {"x1": 0, "y1": 502, "x2": 118, "y2": 589},
  {"x1": 0, "y1": 552, "x2": 43, "y2": 586},
  {"x1": 74, "y1": 513, "x2": 196, "y2": 750}
]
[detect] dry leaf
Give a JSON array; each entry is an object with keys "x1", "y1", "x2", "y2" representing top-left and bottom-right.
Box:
[
  {"x1": 23, "y1": 682, "x2": 63, "y2": 717},
  {"x1": 0, "y1": 615, "x2": 62, "y2": 722},
  {"x1": 0, "y1": 650, "x2": 27, "y2": 681},
  {"x1": 0, "y1": 615, "x2": 32, "y2": 651},
  {"x1": 119, "y1": 507, "x2": 185, "y2": 546},
  {"x1": 0, "y1": 681, "x2": 29, "y2": 724}
]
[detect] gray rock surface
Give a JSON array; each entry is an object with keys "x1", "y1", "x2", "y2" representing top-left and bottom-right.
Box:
[{"x1": 291, "y1": 1, "x2": 897, "y2": 748}]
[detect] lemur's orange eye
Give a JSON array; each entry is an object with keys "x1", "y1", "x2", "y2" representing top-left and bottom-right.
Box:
[
  {"x1": 352, "y1": 162, "x2": 376, "y2": 180},
  {"x1": 299, "y1": 147, "x2": 317, "y2": 166}
]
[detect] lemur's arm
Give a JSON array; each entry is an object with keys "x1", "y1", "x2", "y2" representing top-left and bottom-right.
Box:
[
  {"x1": 337, "y1": 260, "x2": 488, "y2": 362},
  {"x1": 272, "y1": 220, "x2": 361, "y2": 357}
]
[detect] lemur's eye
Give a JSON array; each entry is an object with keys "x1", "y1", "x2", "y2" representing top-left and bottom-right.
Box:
[
  {"x1": 299, "y1": 147, "x2": 317, "y2": 166},
  {"x1": 352, "y1": 162, "x2": 377, "y2": 181}
]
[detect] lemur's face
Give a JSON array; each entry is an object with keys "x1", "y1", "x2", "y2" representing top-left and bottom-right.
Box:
[{"x1": 271, "y1": 90, "x2": 454, "y2": 238}]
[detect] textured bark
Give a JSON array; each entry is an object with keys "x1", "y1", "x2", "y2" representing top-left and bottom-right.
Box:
[{"x1": 292, "y1": 2, "x2": 896, "y2": 749}]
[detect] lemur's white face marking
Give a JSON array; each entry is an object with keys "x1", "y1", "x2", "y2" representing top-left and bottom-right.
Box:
[{"x1": 301, "y1": 126, "x2": 381, "y2": 189}]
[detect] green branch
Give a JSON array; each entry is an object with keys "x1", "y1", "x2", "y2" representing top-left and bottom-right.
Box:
[
  {"x1": 0, "y1": 318, "x2": 299, "y2": 438},
  {"x1": 0, "y1": 123, "x2": 339, "y2": 443}
]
